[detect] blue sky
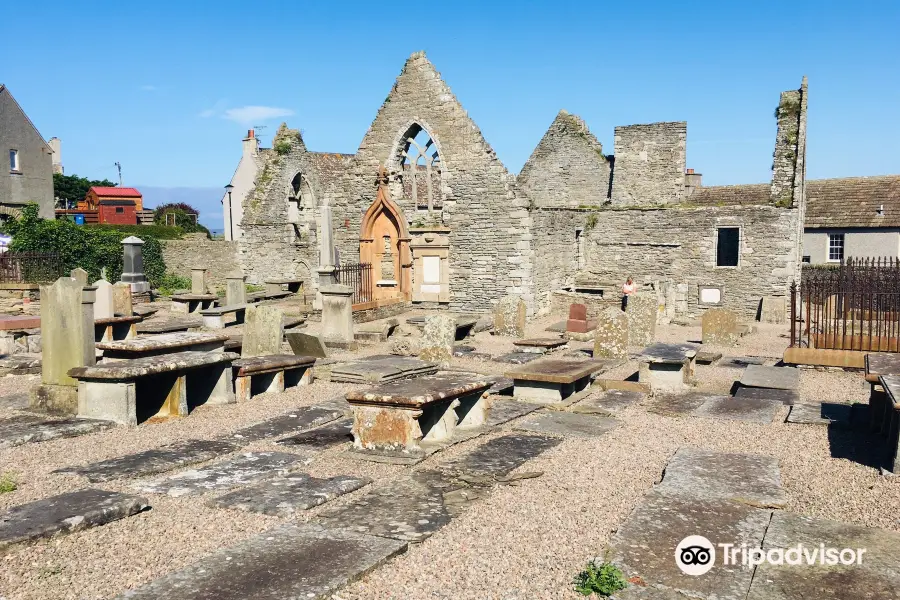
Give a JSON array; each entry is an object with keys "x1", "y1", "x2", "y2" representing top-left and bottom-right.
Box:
[{"x1": 2, "y1": 0, "x2": 898, "y2": 228}]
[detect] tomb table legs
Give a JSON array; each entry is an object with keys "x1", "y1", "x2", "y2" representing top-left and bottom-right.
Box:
[
  {"x1": 77, "y1": 381, "x2": 137, "y2": 427},
  {"x1": 455, "y1": 390, "x2": 488, "y2": 428}
]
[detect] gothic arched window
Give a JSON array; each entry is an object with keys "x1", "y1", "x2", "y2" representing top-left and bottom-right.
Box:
[
  {"x1": 287, "y1": 172, "x2": 315, "y2": 244},
  {"x1": 399, "y1": 125, "x2": 441, "y2": 212}
]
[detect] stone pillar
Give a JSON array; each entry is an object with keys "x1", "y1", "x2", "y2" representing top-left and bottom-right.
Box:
[
  {"x1": 120, "y1": 236, "x2": 150, "y2": 293},
  {"x1": 93, "y1": 279, "x2": 115, "y2": 320},
  {"x1": 320, "y1": 284, "x2": 355, "y2": 349},
  {"x1": 191, "y1": 266, "x2": 209, "y2": 295},
  {"x1": 32, "y1": 277, "x2": 96, "y2": 415},
  {"x1": 112, "y1": 282, "x2": 133, "y2": 316},
  {"x1": 315, "y1": 204, "x2": 337, "y2": 309},
  {"x1": 242, "y1": 305, "x2": 284, "y2": 357},
  {"x1": 225, "y1": 272, "x2": 247, "y2": 306},
  {"x1": 70, "y1": 268, "x2": 88, "y2": 287}
]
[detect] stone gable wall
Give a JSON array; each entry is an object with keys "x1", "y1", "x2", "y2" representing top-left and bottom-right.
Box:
[
  {"x1": 611, "y1": 122, "x2": 686, "y2": 206},
  {"x1": 530, "y1": 208, "x2": 591, "y2": 314}
]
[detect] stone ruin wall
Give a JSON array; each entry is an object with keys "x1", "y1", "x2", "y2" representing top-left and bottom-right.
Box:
[
  {"x1": 610, "y1": 122, "x2": 686, "y2": 206},
  {"x1": 159, "y1": 234, "x2": 239, "y2": 290}
]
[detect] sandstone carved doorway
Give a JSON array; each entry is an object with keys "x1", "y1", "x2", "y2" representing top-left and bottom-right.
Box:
[{"x1": 359, "y1": 168, "x2": 412, "y2": 302}]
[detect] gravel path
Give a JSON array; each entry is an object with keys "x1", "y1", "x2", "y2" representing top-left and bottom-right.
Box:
[{"x1": 1, "y1": 310, "x2": 896, "y2": 599}]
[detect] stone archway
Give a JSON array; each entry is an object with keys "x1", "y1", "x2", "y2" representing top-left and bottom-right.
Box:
[{"x1": 359, "y1": 168, "x2": 412, "y2": 301}]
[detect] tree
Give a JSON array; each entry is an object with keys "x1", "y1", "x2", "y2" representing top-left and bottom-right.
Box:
[
  {"x1": 153, "y1": 202, "x2": 210, "y2": 236},
  {"x1": 53, "y1": 173, "x2": 117, "y2": 209}
]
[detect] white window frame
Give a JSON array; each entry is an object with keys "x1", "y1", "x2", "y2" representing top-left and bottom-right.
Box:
[
  {"x1": 715, "y1": 226, "x2": 741, "y2": 269},
  {"x1": 827, "y1": 233, "x2": 845, "y2": 263},
  {"x1": 9, "y1": 149, "x2": 19, "y2": 172}
]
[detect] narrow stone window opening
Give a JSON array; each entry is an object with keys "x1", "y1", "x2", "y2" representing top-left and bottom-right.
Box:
[{"x1": 716, "y1": 227, "x2": 740, "y2": 267}]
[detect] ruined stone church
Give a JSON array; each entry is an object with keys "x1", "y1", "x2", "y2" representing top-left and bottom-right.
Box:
[{"x1": 237, "y1": 51, "x2": 807, "y2": 321}]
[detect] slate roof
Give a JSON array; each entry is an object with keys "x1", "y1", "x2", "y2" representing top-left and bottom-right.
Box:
[
  {"x1": 690, "y1": 183, "x2": 771, "y2": 206},
  {"x1": 89, "y1": 186, "x2": 142, "y2": 197},
  {"x1": 805, "y1": 175, "x2": 900, "y2": 229}
]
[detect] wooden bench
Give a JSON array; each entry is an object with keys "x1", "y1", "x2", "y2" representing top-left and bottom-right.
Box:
[
  {"x1": 505, "y1": 359, "x2": 602, "y2": 403},
  {"x1": 346, "y1": 373, "x2": 492, "y2": 453},
  {"x1": 97, "y1": 331, "x2": 229, "y2": 361},
  {"x1": 94, "y1": 315, "x2": 141, "y2": 343},
  {"x1": 170, "y1": 293, "x2": 218, "y2": 314},
  {"x1": 199, "y1": 304, "x2": 248, "y2": 329},
  {"x1": 637, "y1": 342, "x2": 699, "y2": 392},
  {"x1": 265, "y1": 278, "x2": 303, "y2": 295},
  {"x1": 69, "y1": 351, "x2": 239, "y2": 426},
  {"x1": 232, "y1": 355, "x2": 316, "y2": 402},
  {"x1": 878, "y1": 374, "x2": 900, "y2": 473}
]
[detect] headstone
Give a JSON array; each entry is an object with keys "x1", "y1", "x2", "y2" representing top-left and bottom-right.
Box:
[
  {"x1": 315, "y1": 205, "x2": 338, "y2": 309},
  {"x1": 285, "y1": 331, "x2": 328, "y2": 358},
  {"x1": 701, "y1": 307, "x2": 739, "y2": 346},
  {"x1": 418, "y1": 315, "x2": 456, "y2": 365},
  {"x1": 33, "y1": 277, "x2": 96, "y2": 414},
  {"x1": 625, "y1": 293, "x2": 657, "y2": 347},
  {"x1": 112, "y1": 282, "x2": 133, "y2": 316},
  {"x1": 566, "y1": 303, "x2": 589, "y2": 333},
  {"x1": 70, "y1": 268, "x2": 88, "y2": 287},
  {"x1": 493, "y1": 295, "x2": 526, "y2": 337},
  {"x1": 242, "y1": 305, "x2": 284, "y2": 357},
  {"x1": 92, "y1": 279, "x2": 114, "y2": 320},
  {"x1": 759, "y1": 296, "x2": 787, "y2": 324},
  {"x1": 225, "y1": 271, "x2": 247, "y2": 306},
  {"x1": 320, "y1": 284, "x2": 355, "y2": 349},
  {"x1": 594, "y1": 307, "x2": 628, "y2": 358},
  {"x1": 120, "y1": 236, "x2": 150, "y2": 293},
  {"x1": 191, "y1": 266, "x2": 209, "y2": 295}
]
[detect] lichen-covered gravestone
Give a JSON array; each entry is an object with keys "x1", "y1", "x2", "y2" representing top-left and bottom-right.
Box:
[
  {"x1": 191, "y1": 267, "x2": 209, "y2": 295},
  {"x1": 92, "y1": 279, "x2": 114, "y2": 320},
  {"x1": 594, "y1": 307, "x2": 628, "y2": 358},
  {"x1": 625, "y1": 293, "x2": 657, "y2": 347},
  {"x1": 112, "y1": 282, "x2": 133, "y2": 316},
  {"x1": 242, "y1": 305, "x2": 284, "y2": 357},
  {"x1": 70, "y1": 268, "x2": 88, "y2": 287},
  {"x1": 225, "y1": 272, "x2": 247, "y2": 306},
  {"x1": 419, "y1": 315, "x2": 456, "y2": 365},
  {"x1": 701, "y1": 308, "x2": 739, "y2": 346},
  {"x1": 493, "y1": 295, "x2": 526, "y2": 337},
  {"x1": 759, "y1": 296, "x2": 786, "y2": 324}
]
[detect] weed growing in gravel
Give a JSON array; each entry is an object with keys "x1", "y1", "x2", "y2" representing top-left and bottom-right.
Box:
[
  {"x1": 0, "y1": 472, "x2": 17, "y2": 493},
  {"x1": 573, "y1": 561, "x2": 628, "y2": 596}
]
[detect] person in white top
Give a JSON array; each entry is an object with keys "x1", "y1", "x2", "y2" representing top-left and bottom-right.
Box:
[{"x1": 622, "y1": 277, "x2": 636, "y2": 311}]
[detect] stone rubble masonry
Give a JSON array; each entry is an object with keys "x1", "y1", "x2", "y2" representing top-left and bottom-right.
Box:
[
  {"x1": 626, "y1": 293, "x2": 657, "y2": 347},
  {"x1": 611, "y1": 122, "x2": 687, "y2": 207},
  {"x1": 493, "y1": 295, "x2": 526, "y2": 337},
  {"x1": 160, "y1": 234, "x2": 239, "y2": 291},
  {"x1": 701, "y1": 307, "x2": 739, "y2": 346},
  {"x1": 594, "y1": 307, "x2": 628, "y2": 358},
  {"x1": 418, "y1": 314, "x2": 456, "y2": 366}
]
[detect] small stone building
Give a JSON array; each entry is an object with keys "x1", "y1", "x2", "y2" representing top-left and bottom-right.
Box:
[{"x1": 235, "y1": 52, "x2": 808, "y2": 321}]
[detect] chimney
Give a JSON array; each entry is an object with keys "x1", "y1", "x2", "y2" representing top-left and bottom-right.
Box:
[
  {"x1": 242, "y1": 129, "x2": 258, "y2": 157},
  {"x1": 684, "y1": 168, "x2": 702, "y2": 196},
  {"x1": 48, "y1": 137, "x2": 63, "y2": 174}
]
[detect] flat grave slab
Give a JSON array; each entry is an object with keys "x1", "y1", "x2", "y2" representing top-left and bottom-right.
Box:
[
  {"x1": 486, "y1": 399, "x2": 541, "y2": 426},
  {"x1": 515, "y1": 411, "x2": 620, "y2": 438},
  {"x1": 746, "y1": 512, "x2": 900, "y2": 600},
  {"x1": 545, "y1": 319, "x2": 568, "y2": 333},
  {"x1": 506, "y1": 359, "x2": 607, "y2": 404},
  {"x1": 719, "y1": 355, "x2": 767, "y2": 369},
  {"x1": 693, "y1": 395, "x2": 781, "y2": 424},
  {"x1": 740, "y1": 365, "x2": 800, "y2": 390},
  {"x1": 695, "y1": 350, "x2": 722, "y2": 365},
  {"x1": 439, "y1": 433, "x2": 562, "y2": 478},
  {"x1": 607, "y1": 490, "x2": 770, "y2": 600},
  {"x1": 452, "y1": 344, "x2": 475, "y2": 356},
  {"x1": 0, "y1": 392, "x2": 29, "y2": 410},
  {"x1": 330, "y1": 355, "x2": 438, "y2": 383},
  {"x1": 277, "y1": 418, "x2": 353, "y2": 449},
  {"x1": 135, "y1": 317, "x2": 202, "y2": 334},
  {"x1": 865, "y1": 352, "x2": 900, "y2": 383},
  {"x1": 0, "y1": 489, "x2": 148, "y2": 551},
  {"x1": 0, "y1": 415, "x2": 113, "y2": 450},
  {"x1": 492, "y1": 351, "x2": 542, "y2": 364},
  {"x1": 572, "y1": 389, "x2": 643, "y2": 415},
  {"x1": 0, "y1": 354, "x2": 41, "y2": 375},
  {"x1": 96, "y1": 331, "x2": 229, "y2": 359},
  {"x1": 786, "y1": 402, "x2": 853, "y2": 426},
  {"x1": 317, "y1": 470, "x2": 459, "y2": 543},
  {"x1": 486, "y1": 376, "x2": 514, "y2": 395},
  {"x1": 638, "y1": 342, "x2": 700, "y2": 363},
  {"x1": 211, "y1": 473, "x2": 372, "y2": 516},
  {"x1": 117, "y1": 523, "x2": 407, "y2": 600},
  {"x1": 733, "y1": 386, "x2": 798, "y2": 405},
  {"x1": 512, "y1": 338, "x2": 567, "y2": 354},
  {"x1": 135, "y1": 452, "x2": 305, "y2": 497},
  {"x1": 131, "y1": 305, "x2": 159, "y2": 318},
  {"x1": 285, "y1": 331, "x2": 328, "y2": 358},
  {"x1": 654, "y1": 448, "x2": 787, "y2": 507},
  {"x1": 55, "y1": 439, "x2": 239, "y2": 482},
  {"x1": 230, "y1": 406, "x2": 343, "y2": 443},
  {"x1": 646, "y1": 391, "x2": 722, "y2": 417}
]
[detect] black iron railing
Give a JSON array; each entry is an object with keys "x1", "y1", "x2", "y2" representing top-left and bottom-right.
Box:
[
  {"x1": 0, "y1": 252, "x2": 65, "y2": 284},
  {"x1": 336, "y1": 262, "x2": 373, "y2": 305},
  {"x1": 791, "y1": 257, "x2": 900, "y2": 351}
]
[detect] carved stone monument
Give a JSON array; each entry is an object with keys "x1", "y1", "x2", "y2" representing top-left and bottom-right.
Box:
[
  {"x1": 120, "y1": 236, "x2": 150, "y2": 294},
  {"x1": 320, "y1": 284, "x2": 355, "y2": 349}
]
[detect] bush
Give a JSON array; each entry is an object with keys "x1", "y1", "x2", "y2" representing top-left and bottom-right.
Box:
[
  {"x1": 6, "y1": 203, "x2": 168, "y2": 287},
  {"x1": 88, "y1": 224, "x2": 186, "y2": 240},
  {"x1": 573, "y1": 561, "x2": 628, "y2": 597},
  {"x1": 153, "y1": 203, "x2": 210, "y2": 236},
  {"x1": 156, "y1": 273, "x2": 192, "y2": 296}
]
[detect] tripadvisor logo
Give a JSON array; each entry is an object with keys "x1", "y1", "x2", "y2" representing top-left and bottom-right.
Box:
[{"x1": 675, "y1": 536, "x2": 867, "y2": 575}]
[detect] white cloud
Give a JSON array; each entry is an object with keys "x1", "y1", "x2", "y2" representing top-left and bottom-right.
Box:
[
  {"x1": 140, "y1": 84, "x2": 157, "y2": 91},
  {"x1": 222, "y1": 105, "x2": 294, "y2": 125}
]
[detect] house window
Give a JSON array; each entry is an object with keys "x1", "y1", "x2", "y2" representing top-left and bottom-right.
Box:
[
  {"x1": 828, "y1": 233, "x2": 845, "y2": 262},
  {"x1": 802, "y1": 255, "x2": 811, "y2": 263},
  {"x1": 9, "y1": 150, "x2": 19, "y2": 172},
  {"x1": 115, "y1": 207, "x2": 124, "y2": 214},
  {"x1": 716, "y1": 227, "x2": 740, "y2": 267}
]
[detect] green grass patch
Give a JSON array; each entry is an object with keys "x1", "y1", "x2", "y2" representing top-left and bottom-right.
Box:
[
  {"x1": 573, "y1": 561, "x2": 628, "y2": 597},
  {"x1": 0, "y1": 472, "x2": 18, "y2": 494}
]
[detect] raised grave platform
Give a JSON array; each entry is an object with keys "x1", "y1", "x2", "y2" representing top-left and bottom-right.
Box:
[
  {"x1": 233, "y1": 354, "x2": 315, "y2": 402},
  {"x1": 265, "y1": 278, "x2": 303, "y2": 294},
  {"x1": 331, "y1": 355, "x2": 438, "y2": 384},
  {"x1": 637, "y1": 342, "x2": 699, "y2": 392},
  {"x1": 135, "y1": 316, "x2": 202, "y2": 335},
  {"x1": 406, "y1": 315, "x2": 479, "y2": 340},
  {"x1": 878, "y1": 374, "x2": 900, "y2": 473},
  {"x1": 199, "y1": 303, "x2": 248, "y2": 329},
  {"x1": 97, "y1": 331, "x2": 229, "y2": 361},
  {"x1": 170, "y1": 293, "x2": 217, "y2": 314},
  {"x1": 505, "y1": 359, "x2": 606, "y2": 404},
  {"x1": 512, "y1": 338, "x2": 567, "y2": 354},
  {"x1": 94, "y1": 314, "x2": 141, "y2": 342}
]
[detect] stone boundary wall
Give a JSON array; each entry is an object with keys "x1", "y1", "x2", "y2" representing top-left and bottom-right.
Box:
[
  {"x1": 549, "y1": 290, "x2": 618, "y2": 318},
  {"x1": 160, "y1": 234, "x2": 239, "y2": 289}
]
